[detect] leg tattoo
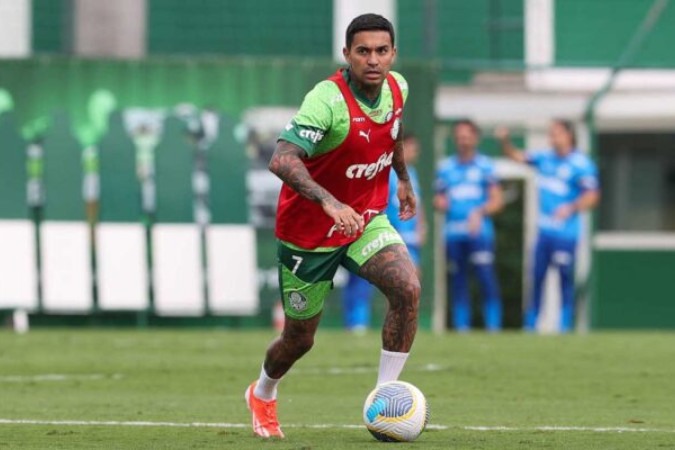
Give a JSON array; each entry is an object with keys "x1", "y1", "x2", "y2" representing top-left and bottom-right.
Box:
[
  {"x1": 263, "y1": 313, "x2": 322, "y2": 379},
  {"x1": 359, "y1": 244, "x2": 420, "y2": 353}
]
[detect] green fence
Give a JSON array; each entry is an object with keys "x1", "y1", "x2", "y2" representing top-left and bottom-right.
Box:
[
  {"x1": 0, "y1": 114, "x2": 26, "y2": 220},
  {"x1": 593, "y1": 249, "x2": 675, "y2": 329},
  {"x1": 556, "y1": 0, "x2": 675, "y2": 67}
]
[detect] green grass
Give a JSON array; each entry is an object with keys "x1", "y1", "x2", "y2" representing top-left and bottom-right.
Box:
[{"x1": 1, "y1": 329, "x2": 675, "y2": 449}]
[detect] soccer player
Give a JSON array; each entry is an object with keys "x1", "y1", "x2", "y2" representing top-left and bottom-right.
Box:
[
  {"x1": 342, "y1": 132, "x2": 426, "y2": 333},
  {"x1": 496, "y1": 120, "x2": 600, "y2": 332},
  {"x1": 245, "y1": 14, "x2": 420, "y2": 438},
  {"x1": 434, "y1": 120, "x2": 504, "y2": 332}
]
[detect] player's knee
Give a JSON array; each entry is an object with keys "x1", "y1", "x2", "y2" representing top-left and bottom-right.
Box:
[
  {"x1": 281, "y1": 324, "x2": 316, "y2": 356},
  {"x1": 296, "y1": 336, "x2": 315, "y2": 356},
  {"x1": 400, "y1": 277, "x2": 421, "y2": 310},
  {"x1": 287, "y1": 332, "x2": 315, "y2": 357}
]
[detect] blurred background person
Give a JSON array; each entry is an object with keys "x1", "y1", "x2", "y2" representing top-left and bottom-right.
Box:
[
  {"x1": 342, "y1": 132, "x2": 426, "y2": 332},
  {"x1": 386, "y1": 132, "x2": 427, "y2": 277},
  {"x1": 434, "y1": 119, "x2": 504, "y2": 332},
  {"x1": 496, "y1": 120, "x2": 600, "y2": 332}
]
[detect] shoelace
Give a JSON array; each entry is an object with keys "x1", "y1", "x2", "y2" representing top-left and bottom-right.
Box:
[{"x1": 262, "y1": 401, "x2": 280, "y2": 427}]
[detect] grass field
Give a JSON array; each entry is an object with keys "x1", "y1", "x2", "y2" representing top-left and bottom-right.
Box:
[{"x1": 1, "y1": 329, "x2": 674, "y2": 449}]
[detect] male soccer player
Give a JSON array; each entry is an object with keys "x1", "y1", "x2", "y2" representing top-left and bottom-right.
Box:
[
  {"x1": 342, "y1": 133, "x2": 426, "y2": 332},
  {"x1": 496, "y1": 120, "x2": 599, "y2": 332},
  {"x1": 434, "y1": 120, "x2": 504, "y2": 332},
  {"x1": 245, "y1": 14, "x2": 420, "y2": 438}
]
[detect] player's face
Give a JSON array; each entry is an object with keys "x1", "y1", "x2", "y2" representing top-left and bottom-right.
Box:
[
  {"x1": 403, "y1": 137, "x2": 420, "y2": 165},
  {"x1": 453, "y1": 124, "x2": 479, "y2": 155},
  {"x1": 343, "y1": 31, "x2": 396, "y2": 89},
  {"x1": 549, "y1": 122, "x2": 573, "y2": 152}
]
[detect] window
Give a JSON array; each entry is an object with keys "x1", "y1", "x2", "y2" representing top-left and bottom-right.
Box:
[{"x1": 598, "y1": 133, "x2": 675, "y2": 231}]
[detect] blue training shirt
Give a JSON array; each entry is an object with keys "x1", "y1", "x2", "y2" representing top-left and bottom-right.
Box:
[
  {"x1": 435, "y1": 154, "x2": 497, "y2": 240},
  {"x1": 526, "y1": 149, "x2": 598, "y2": 240},
  {"x1": 387, "y1": 166, "x2": 422, "y2": 246}
]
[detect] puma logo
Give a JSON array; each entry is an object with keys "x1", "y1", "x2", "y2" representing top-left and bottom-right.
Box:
[{"x1": 359, "y1": 129, "x2": 371, "y2": 143}]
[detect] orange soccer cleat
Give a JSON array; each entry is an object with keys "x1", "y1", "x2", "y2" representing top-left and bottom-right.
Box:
[{"x1": 244, "y1": 381, "x2": 285, "y2": 438}]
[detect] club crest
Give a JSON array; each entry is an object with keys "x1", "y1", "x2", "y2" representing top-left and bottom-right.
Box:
[{"x1": 288, "y1": 291, "x2": 308, "y2": 311}]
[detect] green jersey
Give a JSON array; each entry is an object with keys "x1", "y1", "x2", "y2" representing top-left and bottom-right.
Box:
[{"x1": 279, "y1": 69, "x2": 409, "y2": 157}]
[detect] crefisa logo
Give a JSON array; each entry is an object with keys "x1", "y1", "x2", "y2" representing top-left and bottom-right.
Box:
[
  {"x1": 345, "y1": 152, "x2": 394, "y2": 180},
  {"x1": 299, "y1": 128, "x2": 325, "y2": 144}
]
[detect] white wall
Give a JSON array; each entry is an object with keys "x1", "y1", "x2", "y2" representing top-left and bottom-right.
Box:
[
  {"x1": 0, "y1": 0, "x2": 30, "y2": 57},
  {"x1": 74, "y1": 0, "x2": 146, "y2": 57}
]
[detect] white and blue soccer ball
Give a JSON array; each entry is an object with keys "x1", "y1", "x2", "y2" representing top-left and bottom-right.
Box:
[{"x1": 362, "y1": 381, "x2": 430, "y2": 442}]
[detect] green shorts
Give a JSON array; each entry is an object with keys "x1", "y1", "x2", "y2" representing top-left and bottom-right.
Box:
[{"x1": 277, "y1": 215, "x2": 405, "y2": 320}]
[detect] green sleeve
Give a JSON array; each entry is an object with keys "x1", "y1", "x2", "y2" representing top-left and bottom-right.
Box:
[
  {"x1": 390, "y1": 71, "x2": 409, "y2": 105},
  {"x1": 278, "y1": 80, "x2": 337, "y2": 156}
]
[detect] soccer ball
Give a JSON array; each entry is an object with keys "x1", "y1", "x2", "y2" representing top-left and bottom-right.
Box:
[{"x1": 362, "y1": 381, "x2": 430, "y2": 442}]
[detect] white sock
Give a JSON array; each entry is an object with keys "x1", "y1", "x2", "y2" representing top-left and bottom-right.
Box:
[
  {"x1": 253, "y1": 365, "x2": 281, "y2": 401},
  {"x1": 377, "y1": 349, "x2": 409, "y2": 385}
]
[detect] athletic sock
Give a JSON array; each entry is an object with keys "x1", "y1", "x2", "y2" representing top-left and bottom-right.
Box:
[
  {"x1": 376, "y1": 349, "x2": 409, "y2": 385},
  {"x1": 253, "y1": 365, "x2": 281, "y2": 401}
]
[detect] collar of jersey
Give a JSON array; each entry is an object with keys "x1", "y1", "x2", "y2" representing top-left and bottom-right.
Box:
[
  {"x1": 343, "y1": 68, "x2": 382, "y2": 110},
  {"x1": 454, "y1": 152, "x2": 480, "y2": 165},
  {"x1": 552, "y1": 148, "x2": 578, "y2": 159}
]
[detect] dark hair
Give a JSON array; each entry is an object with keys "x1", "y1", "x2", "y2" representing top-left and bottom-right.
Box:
[
  {"x1": 453, "y1": 118, "x2": 481, "y2": 136},
  {"x1": 345, "y1": 14, "x2": 395, "y2": 49},
  {"x1": 402, "y1": 131, "x2": 416, "y2": 141},
  {"x1": 552, "y1": 118, "x2": 577, "y2": 146}
]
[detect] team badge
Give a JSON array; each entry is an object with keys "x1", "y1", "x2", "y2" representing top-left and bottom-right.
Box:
[
  {"x1": 288, "y1": 291, "x2": 307, "y2": 311},
  {"x1": 467, "y1": 168, "x2": 481, "y2": 182},
  {"x1": 557, "y1": 165, "x2": 572, "y2": 180},
  {"x1": 390, "y1": 118, "x2": 401, "y2": 140}
]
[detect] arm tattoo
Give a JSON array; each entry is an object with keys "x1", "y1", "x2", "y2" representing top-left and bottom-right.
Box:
[
  {"x1": 269, "y1": 141, "x2": 340, "y2": 207},
  {"x1": 391, "y1": 131, "x2": 410, "y2": 182}
]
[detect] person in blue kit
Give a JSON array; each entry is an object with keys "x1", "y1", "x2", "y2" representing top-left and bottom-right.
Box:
[
  {"x1": 342, "y1": 133, "x2": 426, "y2": 332},
  {"x1": 434, "y1": 119, "x2": 504, "y2": 332},
  {"x1": 385, "y1": 132, "x2": 426, "y2": 272},
  {"x1": 496, "y1": 120, "x2": 599, "y2": 332}
]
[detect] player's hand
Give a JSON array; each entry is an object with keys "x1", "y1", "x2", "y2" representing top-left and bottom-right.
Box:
[
  {"x1": 494, "y1": 126, "x2": 510, "y2": 142},
  {"x1": 554, "y1": 203, "x2": 576, "y2": 221},
  {"x1": 322, "y1": 198, "x2": 364, "y2": 237},
  {"x1": 433, "y1": 193, "x2": 450, "y2": 212},
  {"x1": 397, "y1": 179, "x2": 417, "y2": 221},
  {"x1": 468, "y1": 209, "x2": 483, "y2": 236}
]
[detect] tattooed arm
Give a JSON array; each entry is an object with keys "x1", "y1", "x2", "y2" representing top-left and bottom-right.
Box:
[
  {"x1": 391, "y1": 127, "x2": 410, "y2": 182},
  {"x1": 269, "y1": 140, "x2": 364, "y2": 236},
  {"x1": 269, "y1": 141, "x2": 333, "y2": 204},
  {"x1": 391, "y1": 128, "x2": 417, "y2": 221}
]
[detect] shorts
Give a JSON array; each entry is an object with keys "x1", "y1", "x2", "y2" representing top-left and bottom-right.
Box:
[{"x1": 277, "y1": 215, "x2": 405, "y2": 320}]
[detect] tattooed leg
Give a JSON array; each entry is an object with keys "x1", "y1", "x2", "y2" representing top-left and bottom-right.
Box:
[
  {"x1": 359, "y1": 244, "x2": 420, "y2": 352},
  {"x1": 263, "y1": 313, "x2": 322, "y2": 379}
]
